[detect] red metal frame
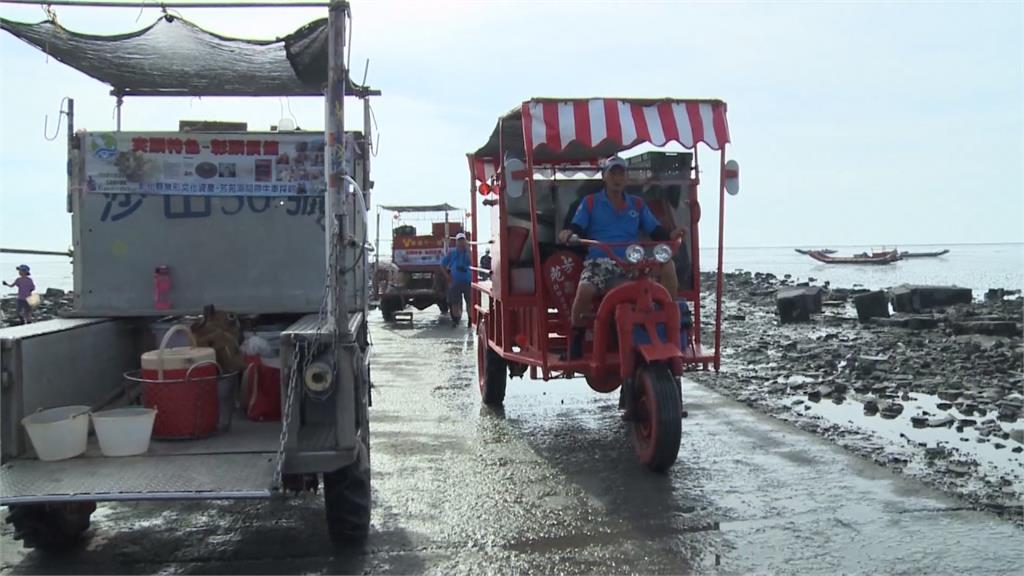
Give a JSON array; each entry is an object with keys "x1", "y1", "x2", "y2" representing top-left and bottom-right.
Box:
[{"x1": 469, "y1": 98, "x2": 731, "y2": 388}]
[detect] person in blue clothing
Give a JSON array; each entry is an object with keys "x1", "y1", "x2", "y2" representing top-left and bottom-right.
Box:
[
  {"x1": 558, "y1": 156, "x2": 684, "y2": 346},
  {"x1": 441, "y1": 232, "x2": 472, "y2": 325}
]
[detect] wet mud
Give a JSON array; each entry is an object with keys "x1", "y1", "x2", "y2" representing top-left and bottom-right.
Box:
[{"x1": 2, "y1": 308, "x2": 1022, "y2": 574}]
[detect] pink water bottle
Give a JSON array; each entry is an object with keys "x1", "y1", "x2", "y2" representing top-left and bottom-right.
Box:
[{"x1": 154, "y1": 266, "x2": 172, "y2": 310}]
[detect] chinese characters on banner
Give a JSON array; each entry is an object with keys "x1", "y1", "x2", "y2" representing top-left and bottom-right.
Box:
[
  {"x1": 394, "y1": 236, "x2": 446, "y2": 266},
  {"x1": 542, "y1": 252, "x2": 583, "y2": 322},
  {"x1": 83, "y1": 131, "x2": 355, "y2": 197}
]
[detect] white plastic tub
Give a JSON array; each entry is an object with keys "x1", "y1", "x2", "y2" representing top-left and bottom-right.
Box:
[
  {"x1": 21, "y1": 405, "x2": 91, "y2": 461},
  {"x1": 91, "y1": 407, "x2": 157, "y2": 457}
]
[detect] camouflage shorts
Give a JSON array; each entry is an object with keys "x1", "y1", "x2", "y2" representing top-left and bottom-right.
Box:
[{"x1": 579, "y1": 258, "x2": 633, "y2": 293}]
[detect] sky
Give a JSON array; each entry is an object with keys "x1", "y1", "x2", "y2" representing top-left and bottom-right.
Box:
[{"x1": 0, "y1": 0, "x2": 1022, "y2": 253}]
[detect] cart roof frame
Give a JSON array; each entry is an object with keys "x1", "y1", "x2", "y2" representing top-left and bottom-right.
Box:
[{"x1": 378, "y1": 203, "x2": 461, "y2": 213}]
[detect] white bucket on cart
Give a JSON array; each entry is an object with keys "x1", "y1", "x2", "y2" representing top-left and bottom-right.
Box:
[
  {"x1": 92, "y1": 407, "x2": 157, "y2": 457},
  {"x1": 21, "y1": 405, "x2": 91, "y2": 461}
]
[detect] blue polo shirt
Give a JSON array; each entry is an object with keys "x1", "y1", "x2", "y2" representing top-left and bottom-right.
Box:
[
  {"x1": 442, "y1": 246, "x2": 472, "y2": 284},
  {"x1": 570, "y1": 189, "x2": 662, "y2": 260}
]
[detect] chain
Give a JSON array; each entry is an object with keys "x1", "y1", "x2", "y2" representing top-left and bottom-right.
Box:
[{"x1": 272, "y1": 342, "x2": 303, "y2": 489}]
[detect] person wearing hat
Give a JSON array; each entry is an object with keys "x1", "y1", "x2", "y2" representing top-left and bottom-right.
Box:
[
  {"x1": 4, "y1": 265, "x2": 36, "y2": 324},
  {"x1": 441, "y1": 232, "x2": 472, "y2": 326},
  {"x1": 557, "y1": 155, "x2": 686, "y2": 357}
]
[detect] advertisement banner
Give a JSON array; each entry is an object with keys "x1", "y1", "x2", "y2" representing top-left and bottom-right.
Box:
[
  {"x1": 83, "y1": 131, "x2": 342, "y2": 196},
  {"x1": 394, "y1": 248, "x2": 445, "y2": 267},
  {"x1": 392, "y1": 236, "x2": 447, "y2": 266}
]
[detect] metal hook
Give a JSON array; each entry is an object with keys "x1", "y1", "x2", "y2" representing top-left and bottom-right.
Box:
[{"x1": 44, "y1": 97, "x2": 70, "y2": 141}]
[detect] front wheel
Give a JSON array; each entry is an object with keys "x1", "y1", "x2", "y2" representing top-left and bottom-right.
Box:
[
  {"x1": 477, "y1": 321, "x2": 507, "y2": 405},
  {"x1": 632, "y1": 363, "x2": 682, "y2": 473}
]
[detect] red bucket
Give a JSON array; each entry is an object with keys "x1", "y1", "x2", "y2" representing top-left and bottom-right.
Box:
[
  {"x1": 140, "y1": 325, "x2": 220, "y2": 439},
  {"x1": 241, "y1": 355, "x2": 282, "y2": 421}
]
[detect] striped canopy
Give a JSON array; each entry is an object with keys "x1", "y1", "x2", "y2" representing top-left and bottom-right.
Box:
[{"x1": 471, "y1": 98, "x2": 729, "y2": 181}]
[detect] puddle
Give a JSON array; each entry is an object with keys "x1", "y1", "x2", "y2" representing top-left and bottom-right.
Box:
[{"x1": 778, "y1": 392, "x2": 1024, "y2": 481}]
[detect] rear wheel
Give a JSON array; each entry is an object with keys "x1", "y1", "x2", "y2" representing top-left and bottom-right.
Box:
[
  {"x1": 323, "y1": 444, "x2": 370, "y2": 546},
  {"x1": 632, "y1": 363, "x2": 682, "y2": 473},
  {"x1": 323, "y1": 396, "x2": 371, "y2": 547},
  {"x1": 477, "y1": 322, "x2": 506, "y2": 405},
  {"x1": 5, "y1": 502, "x2": 96, "y2": 552}
]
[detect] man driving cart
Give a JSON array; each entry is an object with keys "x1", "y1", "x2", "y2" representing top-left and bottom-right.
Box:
[{"x1": 558, "y1": 155, "x2": 686, "y2": 358}]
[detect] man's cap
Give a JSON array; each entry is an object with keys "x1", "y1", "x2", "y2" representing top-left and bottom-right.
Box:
[
  {"x1": 601, "y1": 155, "x2": 627, "y2": 173},
  {"x1": 455, "y1": 232, "x2": 466, "y2": 240},
  {"x1": 16, "y1": 264, "x2": 30, "y2": 273}
]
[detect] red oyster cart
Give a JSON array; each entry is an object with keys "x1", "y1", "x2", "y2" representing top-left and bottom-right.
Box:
[{"x1": 466, "y1": 98, "x2": 739, "y2": 471}]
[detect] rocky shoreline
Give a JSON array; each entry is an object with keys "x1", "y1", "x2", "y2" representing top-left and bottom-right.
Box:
[{"x1": 690, "y1": 270, "x2": 1024, "y2": 524}]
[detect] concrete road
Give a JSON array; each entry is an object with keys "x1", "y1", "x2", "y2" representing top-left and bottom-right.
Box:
[{"x1": 2, "y1": 310, "x2": 1022, "y2": 574}]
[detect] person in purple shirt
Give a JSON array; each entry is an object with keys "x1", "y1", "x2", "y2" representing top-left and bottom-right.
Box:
[{"x1": 4, "y1": 265, "x2": 36, "y2": 324}]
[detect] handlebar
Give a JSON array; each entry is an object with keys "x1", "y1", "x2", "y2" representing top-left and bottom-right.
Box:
[{"x1": 560, "y1": 237, "x2": 682, "y2": 269}]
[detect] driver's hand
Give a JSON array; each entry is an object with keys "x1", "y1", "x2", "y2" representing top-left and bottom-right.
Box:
[
  {"x1": 558, "y1": 229, "x2": 573, "y2": 244},
  {"x1": 671, "y1": 228, "x2": 687, "y2": 242}
]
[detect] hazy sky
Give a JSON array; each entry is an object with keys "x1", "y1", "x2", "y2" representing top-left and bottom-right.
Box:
[{"x1": 1, "y1": 0, "x2": 1021, "y2": 252}]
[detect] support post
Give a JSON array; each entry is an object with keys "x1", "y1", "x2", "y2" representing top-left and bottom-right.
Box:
[
  {"x1": 325, "y1": 0, "x2": 349, "y2": 333},
  {"x1": 66, "y1": 98, "x2": 75, "y2": 213},
  {"x1": 713, "y1": 145, "x2": 727, "y2": 371},
  {"x1": 362, "y1": 96, "x2": 372, "y2": 208},
  {"x1": 115, "y1": 94, "x2": 123, "y2": 131}
]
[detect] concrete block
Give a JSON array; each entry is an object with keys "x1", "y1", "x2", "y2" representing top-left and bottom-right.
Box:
[
  {"x1": 890, "y1": 285, "x2": 973, "y2": 313},
  {"x1": 854, "y1": 290, "x2": 889, "y2": 323},
  {"x1": 776, "y1": 287, "x2": 823, "y2": 324}
]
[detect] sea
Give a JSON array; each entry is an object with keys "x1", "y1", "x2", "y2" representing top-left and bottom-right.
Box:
[
  {"x1": 707, "y1": 243, "x2": 1023, "y2": 294},
  {"x1": 1, "y1": 243, "x2": 1022, "y2": 297}
]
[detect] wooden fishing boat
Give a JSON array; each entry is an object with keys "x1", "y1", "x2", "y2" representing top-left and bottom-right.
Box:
[
  {"x1": 899, "y1": 249, "x2": 950, "y2": 258},
  {"x1": 805, "y1": 250, "x2": 900, "y2": 265}
]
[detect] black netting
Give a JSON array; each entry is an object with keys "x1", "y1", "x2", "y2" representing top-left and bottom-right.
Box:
[{"x1": 1, "y1": 15, "x2": 377, "y2": 97}]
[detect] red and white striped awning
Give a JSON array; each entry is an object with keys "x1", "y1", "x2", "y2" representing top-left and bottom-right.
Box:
[
  {"x1": 470, "y1": 98, "x2": 729, "y2": 180},
  {"x1": 470, "y1": 157, "x2": 498, "y2": 185},
  {"x1": 469, "y1": 98, "x2": 729, "y2": 184},
  {"x1": 523, "y1": 98, "x2": 729, "y2": 153}
]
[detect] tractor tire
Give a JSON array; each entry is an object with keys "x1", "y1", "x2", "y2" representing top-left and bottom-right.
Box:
[
  {"x1": 5, "y1": 502, "x2": 96, "y2": 552},
  {"x1": 380, "y1": 297, "x2": 400, "y2": 322},
  {"x1": 477, "y1": 323, "x2": 507, "y2": 405},
  {"x1": 322, "y1": 436, "x2": 371, "y2": 546},
  {"x1": 631, "y1": 363, "x2": 682, "y2": 473}
]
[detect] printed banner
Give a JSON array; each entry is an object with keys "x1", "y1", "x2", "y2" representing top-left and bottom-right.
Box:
[
  {"x1": 83, "y1": 131, "x2": 347, "y2": 196},
  {"x1": 394, "y1": 248, "x2": 445, "y2": 266},
  {"x1": 392, "y1": 236, "x2": 446, "y2": 266}
]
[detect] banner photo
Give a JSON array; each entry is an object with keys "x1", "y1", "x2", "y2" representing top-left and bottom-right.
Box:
[{"x1": 82, "y1": 131, "x2": 349, "y2": 196}]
